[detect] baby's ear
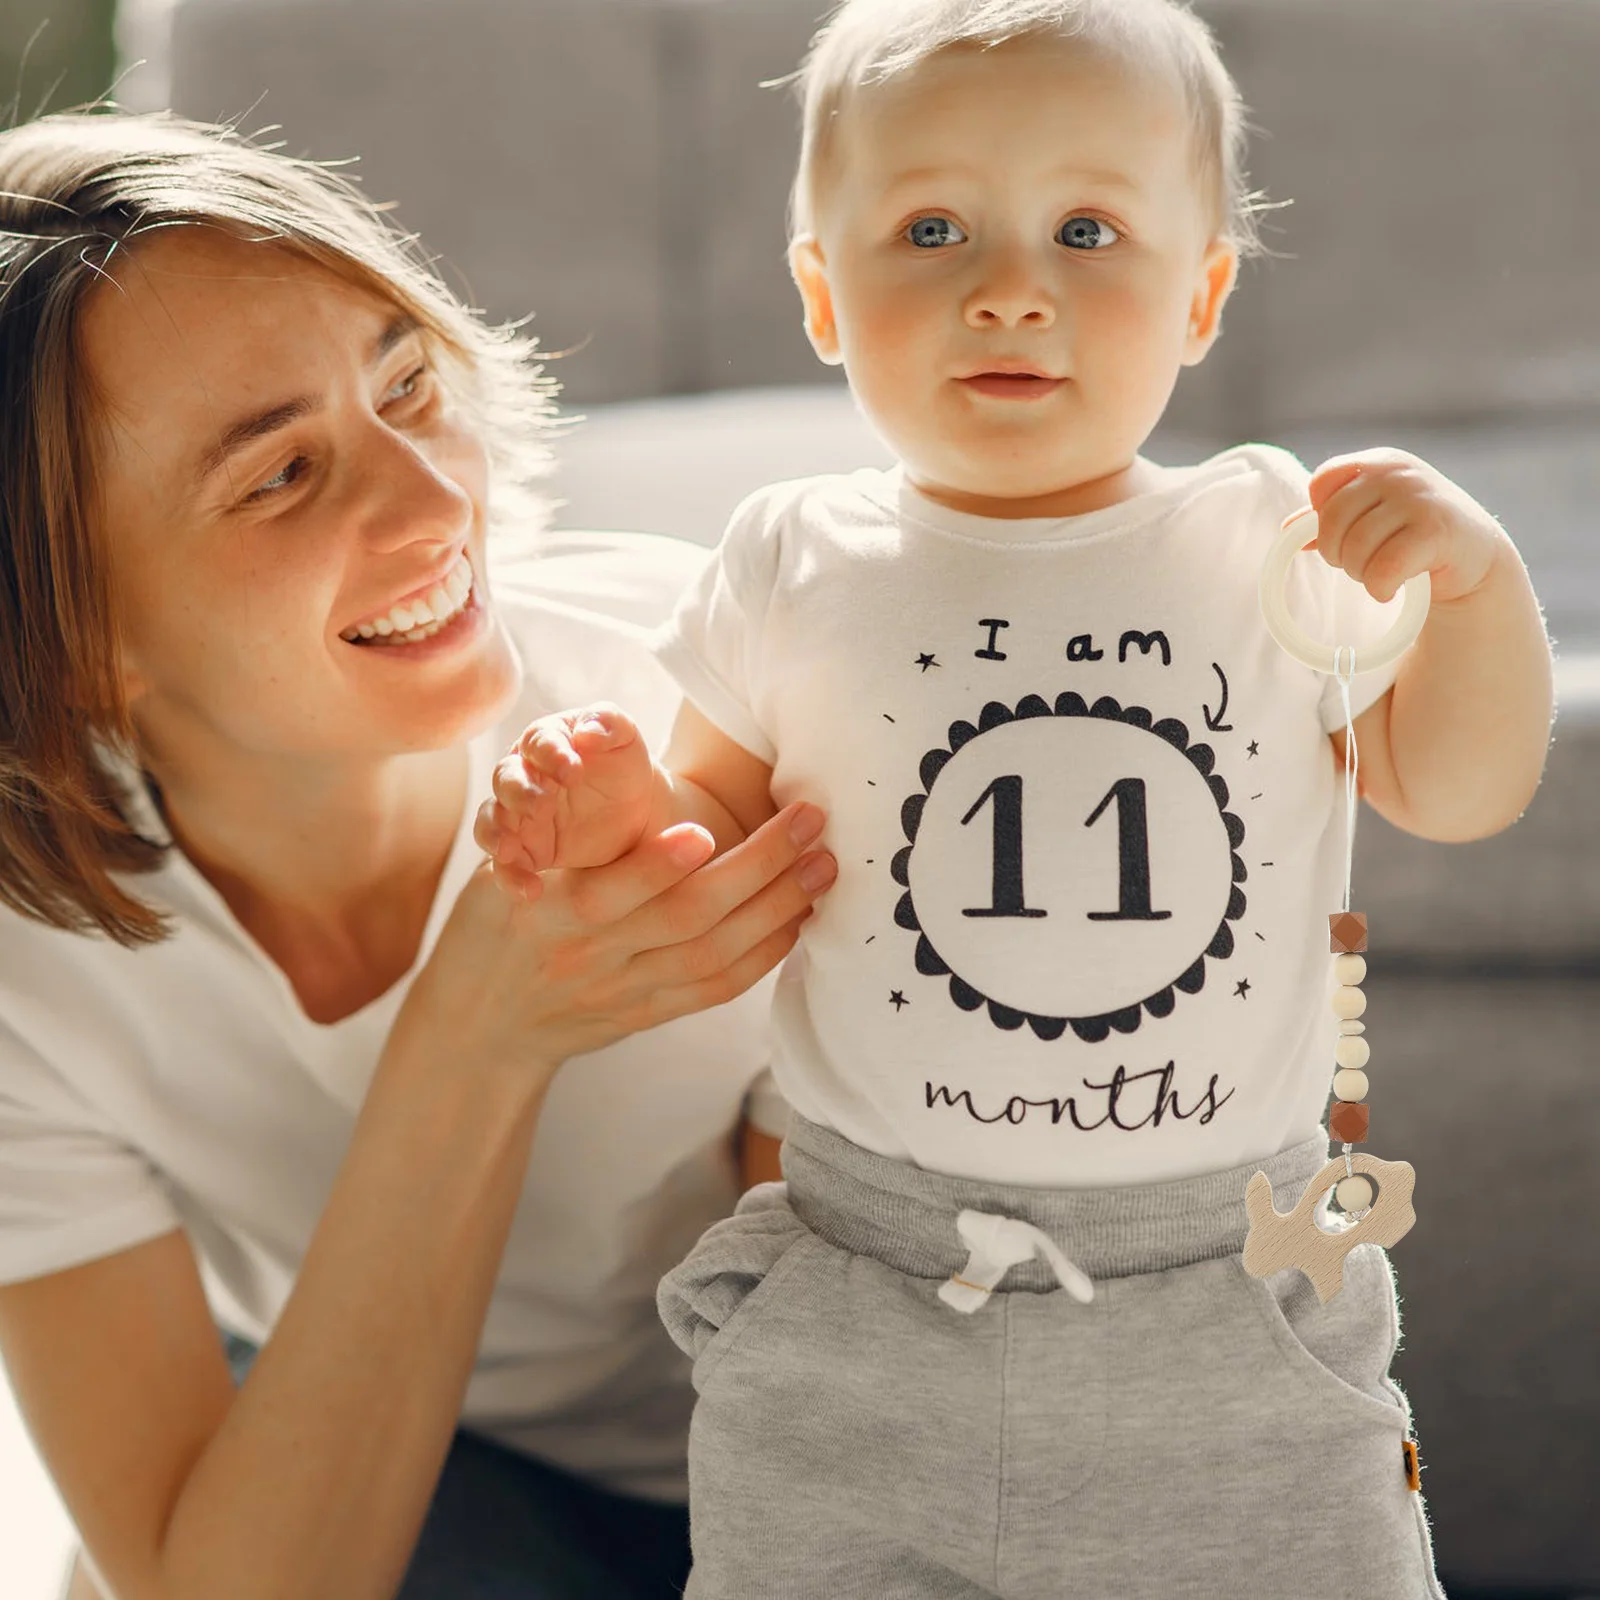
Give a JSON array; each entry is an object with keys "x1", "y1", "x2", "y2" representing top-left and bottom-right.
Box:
[
  {"x1": 788, "y1": 236, "x2": 843, "y2": 366},
  {"x1": 1180, "y1": 238, "x2": 1238, "y2": 367}
]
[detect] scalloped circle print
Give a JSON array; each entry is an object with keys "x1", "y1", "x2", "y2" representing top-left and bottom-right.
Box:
[{"x1": 892, "y1": 693, "x2": 1247, "y2": 1042}]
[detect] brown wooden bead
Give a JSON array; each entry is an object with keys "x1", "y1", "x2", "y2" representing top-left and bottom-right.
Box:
[
  {"x1": 1329, "y1": 1100, "x2": 1370, "y2": 1143},
  {"x1": 1329, "y1": 911, "x2": 1369, "y2": 953},
  {"x1": 1403, "y1": 1438, "x2": 1421, "y2": 1492}
]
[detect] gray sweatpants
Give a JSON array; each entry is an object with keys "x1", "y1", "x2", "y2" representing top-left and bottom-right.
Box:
[{"x1": 658, "y1": 1116, "x2": 1445, "y2": 1599}]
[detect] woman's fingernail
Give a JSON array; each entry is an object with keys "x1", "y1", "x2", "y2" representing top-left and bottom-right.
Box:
[
  {"x1": 788, "y1": 804, "x2": 825, "y2": 847},
  {"x1": 797, "y1": 852, "x2": 836, "y2": 892},
  {"x1": 669, "y1": 827, "x2": 714, "y2": 866}
]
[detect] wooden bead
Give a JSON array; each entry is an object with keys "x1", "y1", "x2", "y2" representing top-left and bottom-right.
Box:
[
  {"x1": 1335, "y1": 1173, "x2": 1376, "y2": 1211},
  {"x1": 1335, "y1": 1035, "x2": 1371, "y2": 1070},
  {"x1": 1332, "y1": 1068, "x2": 1369, "y2": 1101},
  {"x1": 1334, "y1": 954, "x2": 1367, "y2": 984},
  {"x1": 1339, "y1": 1019, "x2": 1367, "y2": 1036},
  {"x1": 1331, "y1": 985, "x2": 1367, "y2": 1020},
  {"x1": 1329, "y1": 1100, "x2": 1370, "y2": 1143},
  {"x1": 1329, "y1": 911, "x2": 1368, "y2": 953}
]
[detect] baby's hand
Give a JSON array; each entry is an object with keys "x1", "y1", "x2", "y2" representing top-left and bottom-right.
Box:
[
  {"x1": 475, "y1": 703, "x2": 658, "y2": 902},
  {"x1": 1306, "y1": 449, "x2": 1506, "y2": 605}
]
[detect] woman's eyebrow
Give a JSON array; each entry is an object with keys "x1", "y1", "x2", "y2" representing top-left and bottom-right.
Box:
[{"x1": 192, "y1": 311, "x2": 422, "y2": 489}]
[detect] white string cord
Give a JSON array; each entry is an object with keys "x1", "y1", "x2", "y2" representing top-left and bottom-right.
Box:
[
  {"x1": 1333, "y1": 645, "x2": 1360, "y2": 915},
  {"x1": 1333, "y1": 644, "x2": 1361, "y2": 1189}
]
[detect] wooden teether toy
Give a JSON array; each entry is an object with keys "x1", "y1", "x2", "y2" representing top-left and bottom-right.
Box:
[
  {"x1": 1244, "y1": 506, "x2": 1430, "y2": 1302},
  {"x1": 1243, "y1": 1151, "x2": 1417, "y2": 1303}
]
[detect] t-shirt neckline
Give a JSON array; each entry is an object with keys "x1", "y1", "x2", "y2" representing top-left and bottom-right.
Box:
[
  {"x1": 112, "y1": 732, "x2": 496, "y2": 1045},
  {"x1": 868, "y1": 452, "x2": 1257, "y2": 548}
]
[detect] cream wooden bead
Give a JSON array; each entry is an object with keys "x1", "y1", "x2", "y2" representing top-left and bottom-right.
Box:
[
  {"x1": 1332, "y1": 1068, "x2": 1369, "y2": 1101},
  {"x1": 1335, "y1": 1035, "x2": 1371, "y2": 1071},
  {"x1": 1334, "y1": 954, "x2": 1368, "y2": 985},
  {"x1": 1331, "y1": 985, "x2": 1367, "y2": 1020},
  {"x1": 1339, "y1": 1019, "x2": 1366, "y2": 1036},
  {"x1": 1334, "y1": 1174, "x2": 1375, "y2": 1212}
]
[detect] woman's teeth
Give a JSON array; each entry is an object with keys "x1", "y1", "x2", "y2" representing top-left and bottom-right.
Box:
[{"x1": 341, "y1": 554, "x2": 474, "y2": 645}]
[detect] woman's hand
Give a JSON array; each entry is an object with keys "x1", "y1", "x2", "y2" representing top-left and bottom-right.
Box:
[{"x1": 393, "y1": 802, "x2": 835, "y2": 1080}]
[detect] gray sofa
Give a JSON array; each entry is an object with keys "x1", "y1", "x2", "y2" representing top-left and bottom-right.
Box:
[{"x1": 156, "y1": 0, "x2": 1598, "y2": 1592}]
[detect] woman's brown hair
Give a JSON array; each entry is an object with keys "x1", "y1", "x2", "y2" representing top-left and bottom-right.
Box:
[{"x1": 0, "y1": 111, "x2": 560, "y2": 947}]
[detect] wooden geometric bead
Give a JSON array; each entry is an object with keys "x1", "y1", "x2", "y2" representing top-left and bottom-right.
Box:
[
  {"x1": 1335, "y1": 1173, "x2": 1376, "y2": 1211},
  {"x1": 1335, "y1": 1035, "x2": 1371, "y2": 1070},
  {"x1": 1329, "y1": 1100, "x2": 1370, "y2": 1143},
  {"x1": 1334, "y1": 953, "x2": 1367, "y2": 984},
  {"x1": 1331, "y1": 985, "x2": 1368, "y2": 1020},
  {"x1": 1332, "y1": 1068, "x2": 1369, "y2": 1101},
  {"x1": 1339, "y1": 1019, "x2": 1367, "y2": 1035},
  {"x1": 1329, "y1": 911, "x2": 1369, "y2": 953}
]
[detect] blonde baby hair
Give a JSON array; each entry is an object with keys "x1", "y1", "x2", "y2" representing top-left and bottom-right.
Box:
[{"x1": 784, "y1": 0, "x2": 1265, "y2": 256}]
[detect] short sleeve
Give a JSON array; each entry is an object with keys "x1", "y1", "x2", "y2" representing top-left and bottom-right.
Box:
[
  {"x1": 651, "y1": 487, "x2": 790, "y2": 764},
  {"x1": 0, "y1": 1033, "x2": 180, "y2": 1286},
  {"x1": 741, "y1": 1067, "x2": 790, "y2": 1140}
]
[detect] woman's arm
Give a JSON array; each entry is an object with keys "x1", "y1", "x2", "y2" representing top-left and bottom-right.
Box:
[
  {"x1": 2, "y1": 1038, "x2": 541, "y2": 1600},
  {"x1": 0, "y1": 808, "x2": 834, "y2": 1600}
]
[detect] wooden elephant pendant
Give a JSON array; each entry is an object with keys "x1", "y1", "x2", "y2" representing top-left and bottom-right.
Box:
[{"x1": 1242, "y1": 1153, "x2": 1416, "y2": 1304}]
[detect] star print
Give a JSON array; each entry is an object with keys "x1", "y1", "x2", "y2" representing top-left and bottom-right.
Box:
[
  {"x1": 1233, "y1": 978, "x2": 1252, "y2": 999},
  {"x1": 889, "y1": 990, "x2": 908, "y2": 1011},
  {"x1": 1246, "y1": 741, "x2": 1260, "y2": 758},
  {"x1": 915, "y1": 653, "x2": 939, "y2": 672}
]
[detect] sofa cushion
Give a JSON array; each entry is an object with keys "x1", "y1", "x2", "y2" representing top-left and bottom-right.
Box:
[{"x1": 169, "y1": 0, "x2": 680, "y2": 402}]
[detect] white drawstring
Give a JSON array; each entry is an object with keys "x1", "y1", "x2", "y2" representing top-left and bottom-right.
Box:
[{"x1": 938, "y1": 1209, "x2": 1096, "y2": 1314}]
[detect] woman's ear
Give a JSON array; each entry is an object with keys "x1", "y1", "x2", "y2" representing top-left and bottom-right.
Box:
[
  {"x1": 788, "y1": 236, "x2": 843, "y2": 366},
  {"x1": 1180, "y1": 238, "x2": 1239, "y2": 367}
]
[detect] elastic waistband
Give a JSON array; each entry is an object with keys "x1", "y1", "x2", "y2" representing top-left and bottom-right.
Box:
[{"x1": 783, "y1": 1116, "x2": 1329, "y2": 1287}]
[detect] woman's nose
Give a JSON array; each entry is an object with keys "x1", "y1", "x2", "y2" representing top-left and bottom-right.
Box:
[
  {"x1": 963, "y1": 251, "x2": 1057, "y2": 330},
  {"x1": 359, "y1": 425, "x2": 476, "y2": 553}
]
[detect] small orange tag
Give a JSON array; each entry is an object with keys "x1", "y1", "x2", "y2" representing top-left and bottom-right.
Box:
[{"x1": 1402, "y1": 1438, "x2": 1421, "y2": 1491}]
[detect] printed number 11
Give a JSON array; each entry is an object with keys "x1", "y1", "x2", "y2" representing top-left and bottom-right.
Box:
[{"x1": 961, "y1": 774, "x2": 1172, "y2": 923}]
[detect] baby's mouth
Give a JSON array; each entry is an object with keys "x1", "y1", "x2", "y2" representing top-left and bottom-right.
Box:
[{"x1": 961, "y1": 372, "x2": 1064, "y2": 398}]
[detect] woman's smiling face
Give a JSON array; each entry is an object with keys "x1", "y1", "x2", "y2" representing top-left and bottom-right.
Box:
[{"x1": 80, "y1": 227, "x2": 521, "y2": 767}]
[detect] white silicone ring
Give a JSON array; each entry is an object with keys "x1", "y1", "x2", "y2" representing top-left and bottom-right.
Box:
[{"x1": 1260, "y1": 506, "x2": 1431, "y2": 675}]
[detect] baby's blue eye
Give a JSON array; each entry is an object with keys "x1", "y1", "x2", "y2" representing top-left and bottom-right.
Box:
[
  {"x1": 906, "y1": 215, "x2": 966, "y2": 249},
  {"x1": 1058, "y1": 216, "x2": 1119, "y2": 251}
]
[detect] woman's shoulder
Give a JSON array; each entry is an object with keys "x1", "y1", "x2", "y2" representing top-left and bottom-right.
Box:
[
  {"x1": 485, "y1": 529, "x2": 711, "y2": 741},
  {"x1": 489, "y1": 529, "x2": 710, "y2": 634}
]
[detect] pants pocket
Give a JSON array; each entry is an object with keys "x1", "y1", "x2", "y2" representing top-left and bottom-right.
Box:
[
  {"x1": 1234, "y1": 1242, "x2": 1410, "y2": 1428},
  {"x1": 656, "y1": 1182, "x2": 815, "y2": 1391}
]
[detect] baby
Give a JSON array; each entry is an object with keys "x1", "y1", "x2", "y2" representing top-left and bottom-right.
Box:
[{"x1": 480, "y1": 0, "x2": 1550, "y2": 1593}]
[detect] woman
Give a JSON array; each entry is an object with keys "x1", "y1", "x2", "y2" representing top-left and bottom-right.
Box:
[{"x1": 0, "y1": 112, "x2": 834, "y2": 1599}]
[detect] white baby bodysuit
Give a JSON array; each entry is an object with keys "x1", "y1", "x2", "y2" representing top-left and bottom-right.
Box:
[{"x1": 655, "y1": 445, "x2": 1404, "y2": 1188}]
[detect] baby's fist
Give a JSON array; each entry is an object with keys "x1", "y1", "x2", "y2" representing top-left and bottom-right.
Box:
[
  {"x1": 477, "y1": 703, "x2": 658, "y2": 900},
  {"x1": 1306, "y1": 448, "x2": 1505, "y2": 606}
]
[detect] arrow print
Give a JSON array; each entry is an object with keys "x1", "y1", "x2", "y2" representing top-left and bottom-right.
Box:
[{"x1": 1203, "y1": 661, "x2": 1233, "y2": 732}]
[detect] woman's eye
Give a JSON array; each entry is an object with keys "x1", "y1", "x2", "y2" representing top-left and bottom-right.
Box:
[
  {"x1": 245, "y1": 456, "x2": 308, "y2": 502},
  {"x1": 383, "y1": 364, "x2": 432, "y2": 407},
  {"x1": 1057, "y1": 216, "x2": 1119, "y2": 251},
  {"x1": 906, "y1": 215, "x2": 967, "y2": 249}
]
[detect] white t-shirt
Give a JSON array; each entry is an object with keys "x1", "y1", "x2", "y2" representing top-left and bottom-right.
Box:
[
  {"x1": 0, "y1": 532, "x2": 778, "y2": 1503},
  {"x1": 655, "y1": 446, "x2": 1403, "y2": 1188}
]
